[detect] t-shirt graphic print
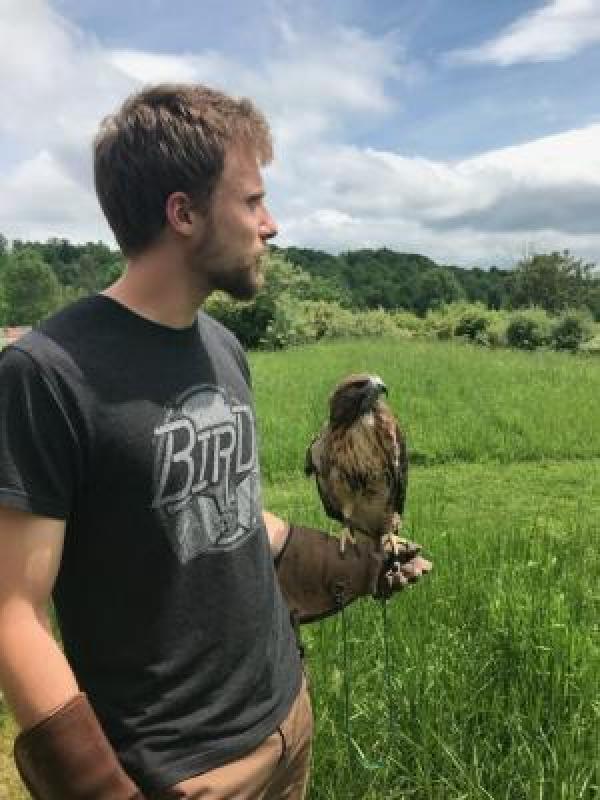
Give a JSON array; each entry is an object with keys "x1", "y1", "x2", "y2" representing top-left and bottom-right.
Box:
[{"x1": 153, "y1": 383, "x2": 260, "y2": 563}]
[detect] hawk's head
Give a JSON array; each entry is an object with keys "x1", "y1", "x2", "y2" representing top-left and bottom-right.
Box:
[{"x1": 329, "y1": 373, "x2": 388, "y2": 427}]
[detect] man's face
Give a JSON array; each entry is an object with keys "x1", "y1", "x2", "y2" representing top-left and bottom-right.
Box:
[{"x1": 196, "y1": 143, "x2": 278, "y2": 301}]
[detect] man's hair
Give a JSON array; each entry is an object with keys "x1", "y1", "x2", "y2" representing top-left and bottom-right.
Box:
[{"x1": 94, "y1": 84, "x2": 273, "y2": 256}]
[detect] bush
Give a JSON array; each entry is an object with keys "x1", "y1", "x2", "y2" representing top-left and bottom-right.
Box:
[
  {"x1": 455, "y1": 312, "x2": 490, "y2": 341},
  {"x1": 580, "y1": 334, "x2": 600, "y2": 356},
  {"x1": 390, "y1": 310, "x2": 425, "y2": 336},
  {"x1": 486, "y1": 316, "x2": 508, "y2": 348},
  {"x1": 423, "y1": 303, "x2": 499, "y2": 344},
  {"x1": 506, "y1": 311, "x2": 551, "y2": 350},
  {"x1": 550, "y1": 312, "x2": 593, "y2": 352},
  {"x1": 351, "y1": 308, "x2": 403, "y2": 338},
  {"x1": 205, "y1": 292, "x2": 275, "y2": 349},
  {"x1": 260, "y1": 295, "x2": 316, "y2": 349}
]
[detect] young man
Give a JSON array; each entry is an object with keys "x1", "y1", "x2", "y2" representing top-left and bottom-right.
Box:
[{"x1": 0, "y1": 85, "x2": 431, "y2": 799}]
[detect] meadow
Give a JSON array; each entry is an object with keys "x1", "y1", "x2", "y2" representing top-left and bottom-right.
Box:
[{"x1": 1, "y1": 337, "x2": 599, "y2": 799}]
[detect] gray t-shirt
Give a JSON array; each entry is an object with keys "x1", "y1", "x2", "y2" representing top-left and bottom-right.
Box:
[{"x1": 0, "y1": 295, "x2": 301, "y2": 793}]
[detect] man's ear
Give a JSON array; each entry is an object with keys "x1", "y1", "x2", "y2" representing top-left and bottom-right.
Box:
[{"x1": 165, "y1": 191, "x2": 205, "y2": 238}]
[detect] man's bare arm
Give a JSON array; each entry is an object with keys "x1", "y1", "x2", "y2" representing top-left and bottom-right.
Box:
[
  {"x1": 0, "y1": 505, "x2": 78, "y2": 730},
  {"x1": 263, "y1": 510, "x2": 290, "y2": 559}
]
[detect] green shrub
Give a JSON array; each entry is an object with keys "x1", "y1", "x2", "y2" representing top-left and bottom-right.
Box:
[
  {"x1": 205, "y1": 292, "x2": 276, "y2": 349},
  {"x1": 550, "y1": 311, "x2": 594, "y2": 352},
  {"x1": 351, "y1": 308, "x2": 403, "y2": 338},
  {"x1": 302, "y1": 301, "x2": 355, "y2": 341},
  {"x1": 455, "y1": 312, "x2": 490, "y2": 341},
  {"x1": 486, "y1": 316, "x2": 508, "y2": 348},
  {"x1": 506, "y1": 310, "x2": 551, "y2": 350},
  {"x1": 389, "y1": 310, "x2": 424, "y2": 335},
  {"x1": 424, "y1": 303, "x2": 497, "y2": 343},
  {"x1": 580, "y1": 334, "x2": 600, "y2": 356}
]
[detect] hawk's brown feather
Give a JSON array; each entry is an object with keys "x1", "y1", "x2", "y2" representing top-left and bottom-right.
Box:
[{"x1": 306, "y1": 374, "x2": 408, "y2": 551}]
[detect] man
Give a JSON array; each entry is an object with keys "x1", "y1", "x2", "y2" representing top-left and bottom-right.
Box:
[{"x1": 0, "y1": 85, "x2": 431, "y2": 799}]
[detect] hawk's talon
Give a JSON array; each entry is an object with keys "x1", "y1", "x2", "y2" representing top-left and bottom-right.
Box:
[{"x1": 339, "y1": 528, "x2": 356, "y2": 556}]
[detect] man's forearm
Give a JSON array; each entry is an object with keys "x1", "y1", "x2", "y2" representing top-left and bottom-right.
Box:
[
  {"x1": 0, "y1": 601, "x2": 78, "y2": 730},
  {"x1": 1, "y1": 604, "x2": 145, "y2": 799}
]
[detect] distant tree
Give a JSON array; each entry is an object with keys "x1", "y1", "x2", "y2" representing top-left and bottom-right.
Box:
[
  {"x1": 206, "y1": 253, "x2": 320, "y2": 348},
  {"x1": 585, "y1": 283, "x2": 600, "y2": 321},
  {"x1": 2, "y1": 247, "x2": 61, "y2": 324},
  {"x1": 0, "y1": 279, "x2": 7, "y2": 326},
  {"x1": 414, "y1": 267, "x2": 465, "y2": 316},
  {"x1": 510, "y1": 251, "x2": 596, "y2": 313},
  {"x1": 262, "y1": 251, "x2": 346, "y2": 302}
]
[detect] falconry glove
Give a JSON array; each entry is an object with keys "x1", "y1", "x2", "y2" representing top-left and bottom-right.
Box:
[
  {"x1": 275, "y1": 524, "x2": 421, "y2": 624},
  {"x1": 14, "y1": 693, "x2": 145, "y2": 800}
]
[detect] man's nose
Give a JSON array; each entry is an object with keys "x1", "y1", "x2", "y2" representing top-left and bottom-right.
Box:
[{"x1": 260, "y1": 209, "x2": 278, "y2": 241}]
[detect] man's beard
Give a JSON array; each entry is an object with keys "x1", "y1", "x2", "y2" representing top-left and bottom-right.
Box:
[
  {"x1": 193, "y1": 215, "x2": 268, "y2": 301},
  {"x1": 208, "y1": 252, "x2": 267, "y2": 302}
]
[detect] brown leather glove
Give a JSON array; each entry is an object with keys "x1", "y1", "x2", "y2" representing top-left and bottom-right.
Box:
[
  {"x1": 14, "y1": 693, "x2": 145, "y2": 800},
  {"x1": 275, "y1": 524, "x2": 421, "y2": 624}
]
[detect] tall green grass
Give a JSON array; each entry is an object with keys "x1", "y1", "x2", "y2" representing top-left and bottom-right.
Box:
[
  {"x1": 1, "y1": 337, "x2": 599, "y2": 799},
  {"x1": 257, "y1": 339, "x2": 600, "y2": 799},
  {"x1": 252, "y1": 338, "x2": 600, "y2": 481},
  {"x1": 266, "y1": 461, "x2": 600, "y2": 800}
]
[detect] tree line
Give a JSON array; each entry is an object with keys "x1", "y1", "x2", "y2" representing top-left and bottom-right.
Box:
[{"x1": 0, "y1": 233, "x2": 598, "y2": 328}]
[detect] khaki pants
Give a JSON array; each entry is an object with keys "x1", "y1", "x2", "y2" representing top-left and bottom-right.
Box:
[{"x1": 155, "y1": 677, "x2": 313, "y2": 800}]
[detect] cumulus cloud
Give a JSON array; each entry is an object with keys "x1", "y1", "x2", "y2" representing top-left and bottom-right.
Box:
[
  {"x1": 110, "y1": 26, "x2": 407, "y2": 144},
  {"x1": 449, "y1": 0, "x2": 600, "y2": 65},
  {"x1": 0, "y1": 151, "x2": 111, "y2": 243},
  {"x1": 0, "y1": 0, "x2": 406, "y2": 243},
  {"x1": 271, "y1": 124, "x2": 600, "y2": 265},
  {"x1": 1, "y1": 0, "x2": 599, "y2": 267}
]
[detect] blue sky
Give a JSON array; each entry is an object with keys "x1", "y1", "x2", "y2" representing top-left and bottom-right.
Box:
[{"x1": 1, "y1": 0, "x2": 599, "y2": 267}]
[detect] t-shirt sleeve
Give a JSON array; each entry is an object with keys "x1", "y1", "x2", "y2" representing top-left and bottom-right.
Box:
[
  {"x1": 203, "y1": 312, "x2": 253, "y2": 388},
  {"x1": 0, "y1": 346, "x2": 79, "y2": 519}
]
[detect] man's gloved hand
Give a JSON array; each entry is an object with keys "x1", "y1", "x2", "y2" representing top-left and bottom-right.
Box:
[{"x1": 275, "y1": 525, "x2": 432, "y2": 624}]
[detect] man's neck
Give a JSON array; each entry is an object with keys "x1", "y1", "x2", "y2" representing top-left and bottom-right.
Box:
[{"x1": 103, "y1": 243, "x2": 210, "y2": 330}]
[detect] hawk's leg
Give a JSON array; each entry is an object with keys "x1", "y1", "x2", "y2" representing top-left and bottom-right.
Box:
[
  {"x1": 381, "y1": 515, "x2": 421, "y2": 569},
  {"x1": 339, "y1": 527, "x2": 357, "y2": 555},
  {"x1": 381, "y1": 513, "x2": 406, "y2": 558},
  {"x1": 339, "y1": 503, "x2": 358, "y2": 556}
]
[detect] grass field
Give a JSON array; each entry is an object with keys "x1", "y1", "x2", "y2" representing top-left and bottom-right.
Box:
[{"x1": 1, "y1": 338, "x2": 599, "y2": 799}]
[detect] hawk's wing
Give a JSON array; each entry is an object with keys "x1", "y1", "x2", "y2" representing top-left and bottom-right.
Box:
[{"x1": 305, "y1": 430, "x2": 345, "y2": 525}]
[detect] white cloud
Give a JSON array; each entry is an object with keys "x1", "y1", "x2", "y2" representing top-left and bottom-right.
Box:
[
  {"x1": 272, "y1": 124, "x2": 600, "y2": 221},
  {"x1": 108, "y1": 50, "x2": 239, "y2": 88},
  {"x1": 110, "y1": 27, "x2": 406, "y2": 138},
  {"x1": 449, "y1": 0, "x2": 600, "y2": 65},
  {"x1": 0, "y1": 0, "x2": 599, "y2": 267},
  {"x1": 270, "y1": 123, "x2": 600, "y2": 264},
  {"x1": 0, "y1": 0, "x2": 407, "y2": 239},
  {"x1": 0, "y1": 151, "x2": 112, "y2": 243}
]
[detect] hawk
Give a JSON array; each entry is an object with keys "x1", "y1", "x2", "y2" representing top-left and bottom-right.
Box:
[{"x1": 305, "y1": 373, "x2": 409, "y2": 557}]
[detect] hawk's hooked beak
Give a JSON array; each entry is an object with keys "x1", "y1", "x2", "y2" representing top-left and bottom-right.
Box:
[
  {"x1": 359, "y1": 376, "x2": 388, "y2": 414},
  {"x1": 369, "y1": 376, "x2": 388, "y2": 396}
]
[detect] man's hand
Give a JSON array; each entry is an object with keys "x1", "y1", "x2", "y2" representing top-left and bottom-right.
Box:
[
  {"x1": 381, "y1": 555, "x2": 432, "y2": 596},
  {"x1": 276, "y1": 525, "x2": 432, "y2": 624}
]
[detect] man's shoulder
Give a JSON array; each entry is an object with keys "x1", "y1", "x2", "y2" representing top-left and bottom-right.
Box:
[
  {"x1": 3, "y1": 296, "x2": 103, "y2": 378},
  {"x1": 199, "y1": 311, "x2": 251, "y2": 386},
  {"x1": 199, "y1": 310, "x2": 247, "y2": 360}
]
